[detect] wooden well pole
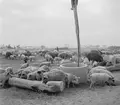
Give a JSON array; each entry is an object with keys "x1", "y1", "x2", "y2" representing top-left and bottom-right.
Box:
[{"x1": 71, "y1": 0, "x2": 81, "y2": 67}]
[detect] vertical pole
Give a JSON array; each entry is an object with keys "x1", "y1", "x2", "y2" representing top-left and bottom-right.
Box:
[{"x1": 71, "y1": 0, "x2": 81, "y2": 67}]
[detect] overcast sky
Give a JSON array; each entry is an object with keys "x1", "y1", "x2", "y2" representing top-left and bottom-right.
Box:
[{"x1": 0, "y1": 0, "x2": 120, "y2": 47}]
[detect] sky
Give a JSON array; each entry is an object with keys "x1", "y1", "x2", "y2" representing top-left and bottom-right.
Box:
[{"x1": 0, "y1": 0, "x2": 120, "y2": 47}]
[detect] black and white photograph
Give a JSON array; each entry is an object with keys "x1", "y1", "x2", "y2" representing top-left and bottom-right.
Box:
[{"x1": 0, "y1": 0, "x2": 120, "y2": 105}]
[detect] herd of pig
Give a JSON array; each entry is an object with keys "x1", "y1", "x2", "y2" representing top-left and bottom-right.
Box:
[
  {"x1": 16, "y1": 64, "x2": 81, "y2": 88},
  {"x1": 0, "y1": 61, "x2": 117, "y2": 90},
  {"x1": 0, "y1": 62, "x2": 81, "y2": 89}
]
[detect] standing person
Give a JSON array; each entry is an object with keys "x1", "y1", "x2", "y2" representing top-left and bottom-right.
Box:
[
  {"x1": 55, "y1": 47, "x2": 59, "y2": 51},
  {"x1": 56, "y1": 47, "x2": 59, "y2": 51}
]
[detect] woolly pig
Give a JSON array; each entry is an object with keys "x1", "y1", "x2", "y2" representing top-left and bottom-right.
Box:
[
  {"x1": 5, "y1": 52, "x2": 12, "y2": 59},
  {"x1": 27, "y1": 70, "x2": 43, "y2": 81},
  {"x1": 38, "y1": 65, "x2": 50, "y2": 72},
  {"x1": 58, "y1": 52, "x2": 72, "y2": 59},
  {"x1": 70, "y1": 56, "x2": 78, "y2": 62},
  {"x1": 10, "y1": 55, "x2": 16, "y2": 60},
  {"x1": 88, "y1": 68, "x2": 114, "y2": 79},
  {"x1": 19, "y1": 66, "x2": 38, "y2": 79},
  {"x1": 45, "y1": 54, "x2": 53, "y2": 64},
  {"x1": 54, "y1": 57, "x2": 62, "y2": 64},
  {"x1": 0, "y1": 71, "x2": 12, "y2": 87},
  {"x1": 29, "y1": 56, "x2": 36, "y2": 62},
  {"x1": 20, "y1": 70, "x2": 31, "y2": 79},
  {"x1": 65, "y1": 73, "x2": 80, "y2": 88},
  {"x1": 42, "y1": 69, "x2": 68, "y2": 86},
  {"x1": 92, "y1": 61, "x2": 98, "y2": 67},
  {"x1": 46, "y1": 51, "x2": 58, "y2": 59},
  {"x1": 20, "y1": 63, "x2": 29, "y2": 69},
  {"x1": 89, "y1": 73, "x2": 115, "y2": 89},
  {"x1": 86, "y1": 51, "x2": 103, "y2": 62},
  {"x1": 92, "y1": 66, "x2": 107, "y2": 70},
  {"x1": 40, "y1": 62, "x2": 51, "y2": 67}
]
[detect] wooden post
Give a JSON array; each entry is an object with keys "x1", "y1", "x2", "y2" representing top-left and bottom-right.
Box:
[{"x1": 71, "y1": 0, "x2": 81, "y2": 67}]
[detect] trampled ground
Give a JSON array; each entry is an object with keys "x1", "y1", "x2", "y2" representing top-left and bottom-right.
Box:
[{"x1": 0, "y1": 56, "x2": 120, "y2": 105}]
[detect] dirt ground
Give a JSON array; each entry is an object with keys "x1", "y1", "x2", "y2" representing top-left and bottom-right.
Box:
[{"x1": 0, "y1": 56, "x2": 120, "y2": 105}]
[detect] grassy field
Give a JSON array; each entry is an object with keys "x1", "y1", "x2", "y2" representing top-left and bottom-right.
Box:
[{"x1": 0, "y1": 56, "x2": 120, "y2": 105}]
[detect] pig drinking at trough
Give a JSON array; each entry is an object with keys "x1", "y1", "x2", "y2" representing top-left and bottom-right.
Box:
[
  {"x1": 42, "y1": 69, "x2": 68, "y2": 87},
  {"x1": 65, "y1": 73, "x2": 80, "y2": 88}
]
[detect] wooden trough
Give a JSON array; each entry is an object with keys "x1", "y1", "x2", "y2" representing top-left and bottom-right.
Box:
[{"x1": 8, "y1": 77, "x2": 64, "y2": 93}]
